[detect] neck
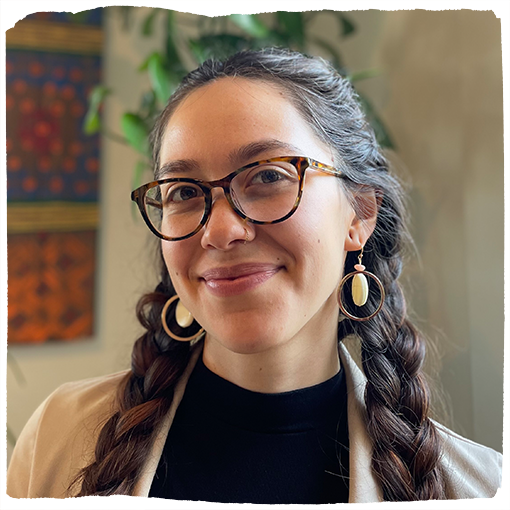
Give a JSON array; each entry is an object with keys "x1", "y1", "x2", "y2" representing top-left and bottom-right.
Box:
[{"x1": 202, "y1": 302, "x2": 341, "y2": 393}]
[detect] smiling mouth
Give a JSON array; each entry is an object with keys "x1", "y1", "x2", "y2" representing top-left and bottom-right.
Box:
[{"x1": 200, "y1": 263, "x2": 282, "y2": 297}]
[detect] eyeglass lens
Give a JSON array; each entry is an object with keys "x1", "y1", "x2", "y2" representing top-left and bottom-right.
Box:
[{"x1": 144, "y1": 160, "x2": 301, "y2": 239}]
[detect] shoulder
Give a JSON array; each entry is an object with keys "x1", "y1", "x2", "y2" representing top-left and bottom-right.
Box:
[
  {"x1": 29, "y1": 370, "x2": 128, "y2": 448},
  {"x1": 7, "y1": 371, "x2": 129, "y2": 499},
  {"x1": 339, "y1": 339, "x2": 503, "y2": 500},
  {"x1": 435, "y1": 421, "x2": 503, "y2": 499},
  {"x1": 41, "y1": 370, "x2": 127, "y2": 417}
]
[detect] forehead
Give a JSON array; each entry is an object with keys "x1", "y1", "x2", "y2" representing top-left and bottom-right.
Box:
[{"x1": 158, "y1": 77, "x2": 331, "y2": 170}]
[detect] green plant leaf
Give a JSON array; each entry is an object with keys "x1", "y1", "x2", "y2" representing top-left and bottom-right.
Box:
[
  {"x1": 83, "y1": 111, "x2": 101, "y2": 135},
  {"x1": 312, "y1": 37, "x2": 345, "y2": 71},
  {"x1": 276, "y1": 11, "x2": 305, "y2": 48},
  {"x1": 121, "y1": 113, "x2": 150, "y2": 155},
  {"x1": 348, "y1": 68, "x2": 380, "y2": 82},
  {"x1": 89, "y1": 85, "x2": 111, "y2": 109},
  {"x1": 188, "y1": 39, "x2": 208, "y2": 64},
  {"x1": 257, "y1": 31, "x2": 293, "y2": 48},
  {"x1": 147, "y1": 52, "x2": 173, "y2": 104},
  {"x1": 138, "y1": 54, "x2": 151, "y2": 72},
  {"x1": 142, "y1": 8, "x2": 160, "y2": 36},
  {"x1": 83, "y1": 85, "x2": 111, "y2": 135},
  {"x1": 358, "y1": 94, "x2": 395, "y2": 149},
  {"x1": 139, "y1": 89, "x2": 158, "y2": 119},
  {"x1": 338, "y1": 13, "x2": 356, "y2": 37},
  {"x1": 165, "y1": 10, "x2": 187, "y2": 78},
  {"x1": 230, "y1": 14, "x2": 269, "y2": 38},
  {"x1": 189, "y1": 34, "x2": 253, "y2": 62}
]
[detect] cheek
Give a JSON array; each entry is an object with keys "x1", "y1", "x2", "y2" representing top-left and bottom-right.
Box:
[
  {"x1": 280, "y1": 183, "x2": 351, "y2": 283},
  {"x1": 161, "y1": 241, "x2": 191, "y2": 291},
  {"x1": 295, "y1": 180, "x2": 351, "y2": 248}
]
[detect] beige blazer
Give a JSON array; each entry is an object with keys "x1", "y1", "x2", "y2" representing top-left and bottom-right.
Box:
[{"x1": 7, "y1": 337, "x2": 502, "y2": 501}]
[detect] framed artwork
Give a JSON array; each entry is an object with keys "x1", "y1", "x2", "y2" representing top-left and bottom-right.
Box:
[{"x1": 6, "y1": 10, "x2": 103, "y2": 343}]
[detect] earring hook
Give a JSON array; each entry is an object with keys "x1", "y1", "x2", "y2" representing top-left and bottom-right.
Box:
[
  {"x1": 355, "y1": 246, "x2": 365, "y2": 272},
  {"x1": 358, "y1": 246, "x2": 364, "y2": 266}
]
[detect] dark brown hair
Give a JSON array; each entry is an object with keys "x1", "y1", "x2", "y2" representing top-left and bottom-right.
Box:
[{"x1": 74, "y1": 47, "x2": 445, "y2": 500}]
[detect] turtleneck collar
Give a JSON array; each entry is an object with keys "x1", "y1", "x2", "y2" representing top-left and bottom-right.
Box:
[{"x1": 184, "y1": 354, "x2": 346, "y2": 433}]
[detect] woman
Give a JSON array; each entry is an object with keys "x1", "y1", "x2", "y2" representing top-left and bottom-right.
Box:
[{"x1": 7, "y1": 48, "x2": 502, "y2": 502}]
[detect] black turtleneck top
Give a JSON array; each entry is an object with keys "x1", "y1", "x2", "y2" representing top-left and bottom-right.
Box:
[{"x1": 149, "y1": 355, "x2": 349, "y2": 503}]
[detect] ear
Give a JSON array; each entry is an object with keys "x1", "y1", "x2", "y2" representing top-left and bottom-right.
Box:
[{"x1": 344, "y1": 188, "x2": 379, "y2": 252}]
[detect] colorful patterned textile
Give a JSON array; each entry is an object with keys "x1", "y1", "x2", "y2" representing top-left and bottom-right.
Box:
[
  {"x1": 8, "y1": 232, "x2": 96, "y2": 343},
  {"x1": 6, "y1": 51, "x2": 101, "y2": 203},
  {"x1": 6, "y1": 9, "x2": 103, "y2": 343}
]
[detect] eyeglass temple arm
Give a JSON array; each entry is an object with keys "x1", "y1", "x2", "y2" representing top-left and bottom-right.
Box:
[{"x1": 309, "y1": 158, "x2": 343, "y2": 178}]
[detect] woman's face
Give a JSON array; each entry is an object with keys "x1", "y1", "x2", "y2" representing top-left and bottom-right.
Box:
[{"x1": 158, "y1": 77, "x2": 360, "y2": 355}]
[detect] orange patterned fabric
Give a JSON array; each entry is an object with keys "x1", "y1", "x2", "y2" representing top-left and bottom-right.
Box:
[{"x1": 8, "y1": 231, "x2": 96, "y2": 343}]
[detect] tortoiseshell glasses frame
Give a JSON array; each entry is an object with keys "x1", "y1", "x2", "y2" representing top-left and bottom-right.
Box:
[{"x1": 130, "y1": 156, "x2": 344, "y2": 241}]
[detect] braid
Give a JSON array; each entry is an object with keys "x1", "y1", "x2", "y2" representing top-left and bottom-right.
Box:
[
  {"x1": 342, "y1": 251, "x2": 444, "y2": 500},
  {"x1": 72, "y1": 269, "x2": 190, "y2": 496},
  {"x1": 339, "y1": 183, "x2": 445, "y2": 500}
]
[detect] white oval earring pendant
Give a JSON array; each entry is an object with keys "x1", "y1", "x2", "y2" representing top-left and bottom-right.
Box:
[
  {"x1": 176, "y1": 300, "x2": 193, "y2": 328},
  {"x1": 352, "y1": 272, "x2": 369, "y2": 306},
  {"x1": 337, "y1": 246, "x2": 385, "y2": 321}
]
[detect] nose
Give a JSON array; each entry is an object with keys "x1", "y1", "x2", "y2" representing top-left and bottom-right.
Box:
[{"x1": 200, "y1": 188, "x2": 254, "y2": 250}]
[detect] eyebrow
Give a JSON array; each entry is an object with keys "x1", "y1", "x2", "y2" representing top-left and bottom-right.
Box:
[
  {"x1": 156, "y1": 139, "x2": 302, "y2": 179},
  {"x1": 155, "y1": 159, "x2": 201, "y2": 180},
  {"x1": 228, "y1": 140, "x2": 302, "y2": 166}
]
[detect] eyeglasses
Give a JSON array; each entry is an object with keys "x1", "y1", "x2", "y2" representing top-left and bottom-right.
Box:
[{"x1": 131, "y1": 156, "x2": 343, "y2": 241}]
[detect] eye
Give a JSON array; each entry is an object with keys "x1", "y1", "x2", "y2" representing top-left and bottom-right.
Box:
[
  {"x1": 246, "y1": 165, "x2": 297, "y2": 187},
  {"x1": 250, "y1": 168, "x2": 284, "y2": 184},
  {"x1": 164, "y1": 184, "x2": 202, "y2": 203}
]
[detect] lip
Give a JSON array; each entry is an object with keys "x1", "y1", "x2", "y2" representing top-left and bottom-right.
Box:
[{"x1": 199, "y1": 263, "x2": 282, "y2": 297}]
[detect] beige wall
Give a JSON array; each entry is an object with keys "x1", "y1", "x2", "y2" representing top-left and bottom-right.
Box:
[
  {"x1": 345, "y1": 10, "x2": 503, "y2": 450},
  {"x1": 7, "y1": 8, "x2": 504, "y2": 464}
]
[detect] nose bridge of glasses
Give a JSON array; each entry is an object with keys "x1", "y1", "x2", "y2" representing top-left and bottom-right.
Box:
[
  {"x1": 206, "y1": 176, "x2": 232, "y2": 193},
  {"x1": 206, "y1": 179, "x2": 244, "y2": 219}
]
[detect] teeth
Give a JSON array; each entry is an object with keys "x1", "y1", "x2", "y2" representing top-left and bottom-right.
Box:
[{"x1": 352, "y1": 273, "x2": 369, "y2": 306}]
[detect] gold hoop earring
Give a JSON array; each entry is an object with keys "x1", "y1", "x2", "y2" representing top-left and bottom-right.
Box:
[
  {"x1": 337, "y1": 247, "x2": 385, "y2": 321},
  {"x1": 161, "y1": 295, "x2": 204, "y2": 342}
]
